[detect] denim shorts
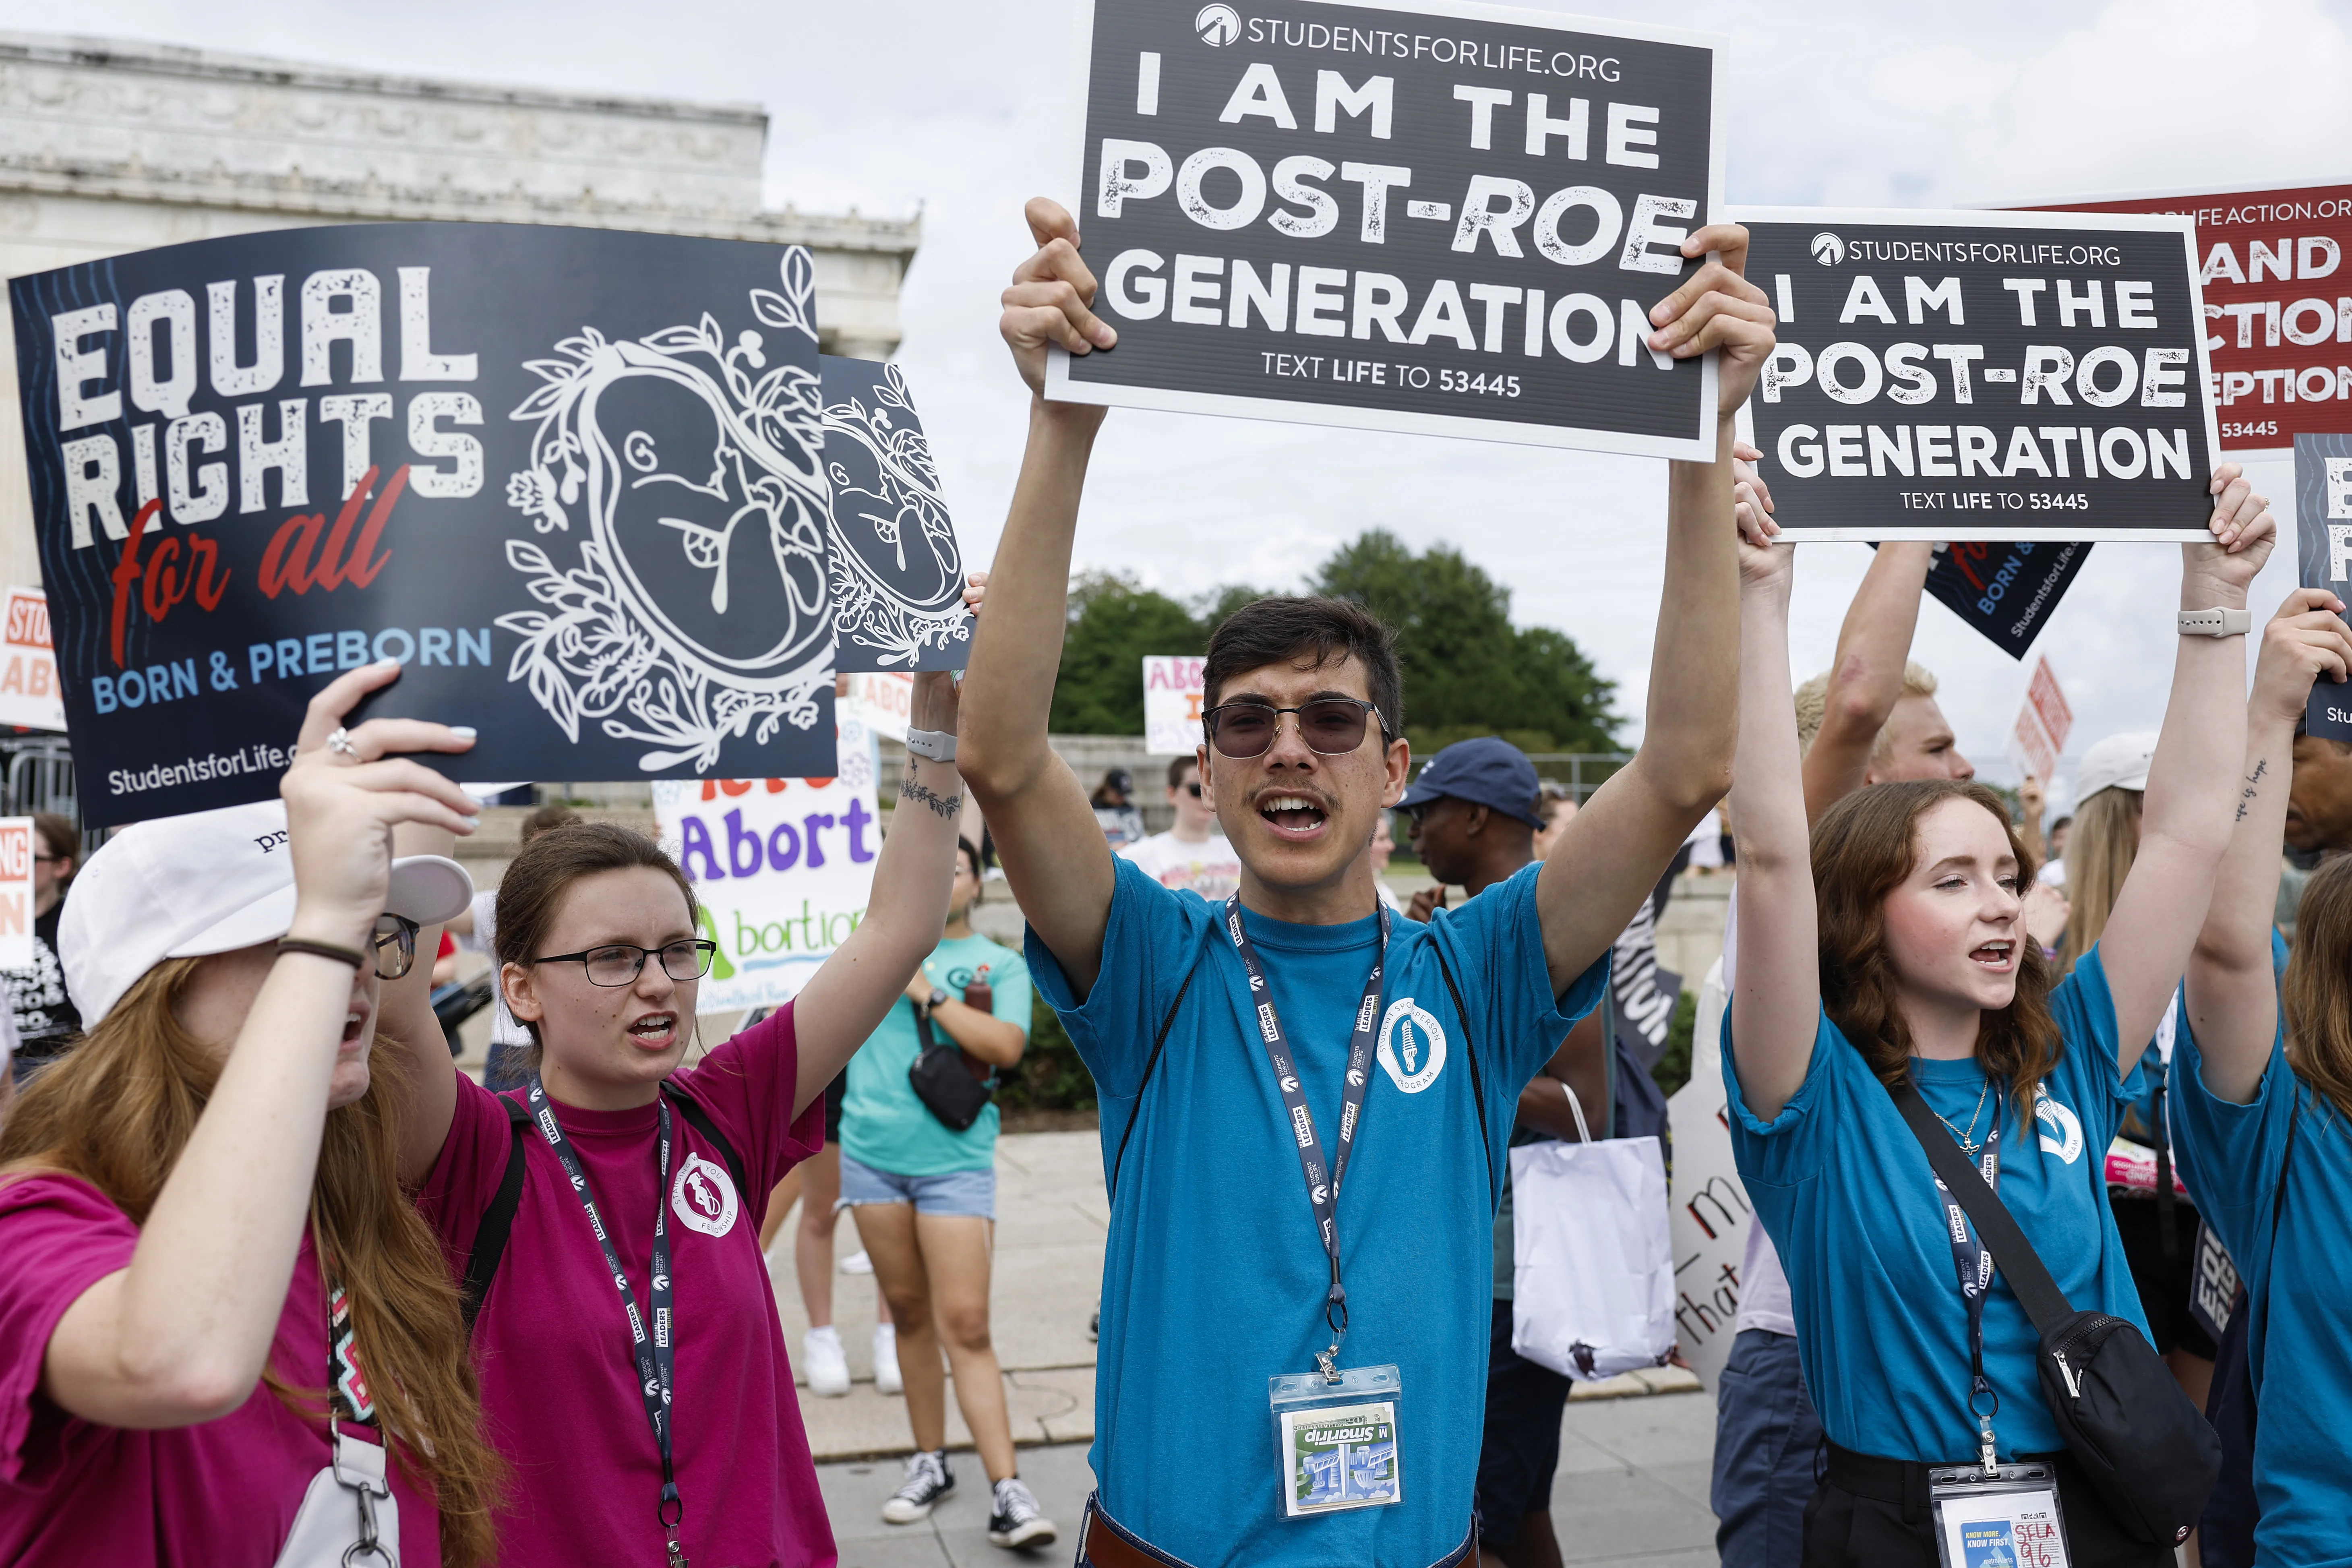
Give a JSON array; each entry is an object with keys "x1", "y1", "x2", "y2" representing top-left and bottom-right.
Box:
[{"x1": 837, "y1": 1152, "x2": 996, "y2": 1219}]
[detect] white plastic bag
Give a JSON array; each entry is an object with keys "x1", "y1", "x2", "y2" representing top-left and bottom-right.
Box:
[{"x1": 1509, "y1": 1086, "x2": 1676, "y2": 1382}]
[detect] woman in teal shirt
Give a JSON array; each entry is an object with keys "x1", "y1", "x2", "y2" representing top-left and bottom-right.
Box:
[
  {"x1": 2175, "y1": 586, "x2": 2352, "y2": 1568},
  {"x1": 1724, "y1": 470, "x2": 2271, "y2": 1566},
  {"x1": 840, "y1": 836, "x2": 1053, "y2": 1549}
]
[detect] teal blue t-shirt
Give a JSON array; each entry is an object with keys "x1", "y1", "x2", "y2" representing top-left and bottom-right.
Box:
[
  {"x1": 1028, "y1": 857, "x2": 1603, "y2": 1568},
  {"x1": 839, "y1": 932, "x2": 1032, "y2": 1176},
  {"x1": 2170, "y1": 1005, "x2": 2352, "y2": 1568},
  {"x1": 1724, "y1": 945, "x2": 2149, "y2": 1460}
]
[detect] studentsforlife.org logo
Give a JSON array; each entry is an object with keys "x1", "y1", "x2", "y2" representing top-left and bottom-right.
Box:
[
  {"x1": 1196, "y1": 4, "x2": 1241, "y2": 45},
  {"x1": 1810, "y1": 232, "x2": 1845, "y2": 266}
]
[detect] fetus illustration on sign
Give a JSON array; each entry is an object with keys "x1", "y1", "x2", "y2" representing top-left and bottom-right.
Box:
[
  {"x1": 819, "y1": 355, "x2": 974, "y2": 671},
  {"x1": 499, "y1": 247, "x2": 835, "y2": 771}
]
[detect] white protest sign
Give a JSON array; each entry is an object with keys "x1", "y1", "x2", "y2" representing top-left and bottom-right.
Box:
[
  {"x1": 0, "y1": 818, "x2": 36, "y2": 968},
  {"x1": 1144, "y1": 655, "x2": 1206, "y2": 757},
  {"x1": 1666, "y1": 958, "x2": 1752, "y2": 1391},
  {"x1": 2009, "y1": 656, "x2": 2071, "y2": 783},
  {"x1": 653, "y1": 718, "x2": 881, "y2": 1010},
  {"x1": 840, "y1": 670, "x2": 915, "y2": 743},
  {"x1": 0, "y1": 589, "x2": 64, "y2": 732}
]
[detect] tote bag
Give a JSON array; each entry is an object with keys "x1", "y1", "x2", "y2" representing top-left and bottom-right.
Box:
[{"x1": 1509, "y1": 1085, "x2": 1676, "y2": 1381}]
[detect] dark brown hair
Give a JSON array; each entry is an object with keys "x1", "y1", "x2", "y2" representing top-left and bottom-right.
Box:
[
  {"x1": 1203, "y1": 596, "x2": 1403, "y2": 740},
  {"x1": 1812, "y1": 780, "x2": 2062, "y2": 1110},
  {"x1": 1165, "y1": 755, "x2": 1198, "y2": 789},
  {"x1": 0, "y1": 960, "x2": 504, "y2": 1564},
  {"x1": 32, "y1": 811, "x2": 77, "y2": 871},
  {"x1": 2286, "y1": 855, "x2": 2352, "y2": 1117},
  {"x1": 520, "y1": 804, "x2": 583, "y2": 843},
  {"x1": 494, "y1": 823, "x2": 698, "y2": 1060}
]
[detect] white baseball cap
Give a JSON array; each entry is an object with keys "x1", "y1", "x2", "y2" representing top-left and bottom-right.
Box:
[
  {"x1": 59, "y1": 799, "x2": 474, "y2": 1026},
  {"x1": 2074, "y1": 732, "x2": 2159, "y2": 803}
]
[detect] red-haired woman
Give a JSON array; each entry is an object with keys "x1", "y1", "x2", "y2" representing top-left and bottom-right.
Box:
[{"x1": 1722, "y1": 466, "x2": 2271, "y2": 1565}]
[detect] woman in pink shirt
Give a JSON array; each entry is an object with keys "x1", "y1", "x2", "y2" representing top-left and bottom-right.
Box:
[
  {"x1": 0, "y1": 664, "x2": 500, "y2": 1565},
  {"x1": 394, "y1": 668, "x2": 971, "y2": 1568}
]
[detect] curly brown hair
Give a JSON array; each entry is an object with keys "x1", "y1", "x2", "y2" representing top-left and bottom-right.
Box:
[{"x1": 1812, "y1": 779, "x2": 2063, "y2": 1112}]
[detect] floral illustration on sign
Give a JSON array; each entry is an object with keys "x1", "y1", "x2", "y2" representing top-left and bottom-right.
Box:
[
  {"x1": 499, "y1": 248, "x2": 834, "y2": 771},
  {"x1": 822, "y1": 360, "x2": 971, "y2": 669}
]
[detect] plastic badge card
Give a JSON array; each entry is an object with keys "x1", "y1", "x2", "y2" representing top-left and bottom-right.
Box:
[
  {"x1": 1270, "y1": 1365, "x2": 1403, "y2": 1519},
  {"x1": 1929, "y1": 1464, "x2": 2071, "y2": 1568}
]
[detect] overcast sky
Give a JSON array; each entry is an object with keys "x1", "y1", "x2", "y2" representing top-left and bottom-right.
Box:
[{"x1": 23, "y1": 0, "x2": 2352, "y2": 808}]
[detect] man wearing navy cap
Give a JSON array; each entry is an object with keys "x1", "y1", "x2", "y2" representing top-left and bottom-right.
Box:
[{"x1": 1405, "y1": 738, "x2": 1611, "y2": 1568}]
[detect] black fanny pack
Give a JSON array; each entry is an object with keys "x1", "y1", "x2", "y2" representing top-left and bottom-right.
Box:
[
  {"x1": 1889, "y1": 1076, "x2": 2220, "y2": 1545},
  {"x1": 909, "y1": 1001, "x2": 995, "y2": 1132}
]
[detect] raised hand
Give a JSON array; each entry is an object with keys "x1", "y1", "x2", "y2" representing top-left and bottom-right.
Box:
[
  {"x1": 2253, "y1": 587, "x2": 2352, "y2": 725},
  {"x1": 1732, "y1": 439, "x2": 1775, "y2": 538},
  {"x1": 1000, "y1": 199, "x2": 1118, "y2": 399},
  {"x1": 2185, "y1": 461, "x2": 2277, "y2": 598},
  {"x1": 280, "y1": 662, "x2": 480, "y2": 949},
  {"x1": 1648, "y1": 223, "x2": 1777, "y2": 417}
]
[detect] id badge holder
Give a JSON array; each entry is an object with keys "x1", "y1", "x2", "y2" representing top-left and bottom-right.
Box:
[
  {"x1": 1269, "y1": 1365, "x2": 1403, "y2": 1519},
  {"x1": 1926, "y1": 1462, "x2": 2072, "y2": 1568}
]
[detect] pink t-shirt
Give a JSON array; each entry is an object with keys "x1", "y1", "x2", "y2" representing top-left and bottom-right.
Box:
[
  {"x1": 0, "y1": 1174, "x2": 440, "y2": 1566},
  {"x1": 418, "y1": 1006, "x2": 830, "y2": 1568}
]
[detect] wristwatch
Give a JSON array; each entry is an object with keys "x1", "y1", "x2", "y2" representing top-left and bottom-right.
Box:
[
  {"x1": 927, "y1": 987, "x2": 952, "y2": 1010},
  {"x1": 905, "y1": 726, "x2": 957, "y2": 762},
  {"x1": 2177, "y1": 607, "x2": 2252, "y2": 637}
]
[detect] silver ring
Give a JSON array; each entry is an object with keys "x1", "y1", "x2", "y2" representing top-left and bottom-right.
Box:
[{"x1": 326, "y1": 727, "x2": 358, "y2": 757}]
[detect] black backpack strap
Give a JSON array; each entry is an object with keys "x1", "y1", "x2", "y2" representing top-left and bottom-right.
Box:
[
  {"x1": 1427, "y1": 940, "x2": 1497, "y2": 1209},
  {"x1": 1887, "y1": 1075, "x2": 2077, "y2": 1334},
  {"x1": 2252, "y1": 1086, "x2": 2302, "y2": 1376},
  {"x1": 662, "y1": 1081, "x2": 748, "y2": 1200},
  {"x1": 461, "y1": 1095, "x2": 534, "y2": 1334},
  {"x1": 1108, "y1": 958, "x2": 1200, "y2": 1204}
]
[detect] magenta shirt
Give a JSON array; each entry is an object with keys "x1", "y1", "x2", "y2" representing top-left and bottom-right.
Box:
[
  {"x1": 418, "y1": 1006, "x2": 831, "y2": 1568},
  {"x1": 0, "y1": 1174, "x2": 440, "y2": 1566}
]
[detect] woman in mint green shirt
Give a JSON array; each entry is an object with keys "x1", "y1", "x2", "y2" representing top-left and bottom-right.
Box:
[{"x1": 841, "y1": 837, "x2": 1052, "y2": 1547}]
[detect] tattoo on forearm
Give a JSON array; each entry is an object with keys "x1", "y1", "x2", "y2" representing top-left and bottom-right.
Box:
[
  {"x1": 900, "y1": 778, "x2": 964, "y2": 820},
  {"x1": 2237, "y1": 757, "x2": 2269, "y2": 822}
]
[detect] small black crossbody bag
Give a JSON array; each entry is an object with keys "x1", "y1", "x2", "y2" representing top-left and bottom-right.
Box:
[
  {"x1": 910, "y1": 1003, "x2": 996, "y2": 1132},
  {"x1": 1888, "y1": 1075, "x2": 2222, "y2": 1546}
]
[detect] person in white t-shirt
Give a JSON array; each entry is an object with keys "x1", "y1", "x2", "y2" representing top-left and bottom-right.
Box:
[{"x1": 1116, "y1": 757, "x2": 1241, "y2": 901}]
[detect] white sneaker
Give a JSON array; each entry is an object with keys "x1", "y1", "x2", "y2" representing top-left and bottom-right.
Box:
[
  {"x1": 840, "y1": 1249, "x2": 874, "y2": 1275},
  {"x1": 881, "y1": 1449, "x2": 953, "y2": 1523},
  {"x1": 803, "y1": 1326, "x2": 850, "y2": 1397},
  {"x1": 873, "y1": 1324, "x2": 903, "y2": 1394},
  {"x1": 987, "y1": 1477, "x2": 1057, "y2": 1549}
]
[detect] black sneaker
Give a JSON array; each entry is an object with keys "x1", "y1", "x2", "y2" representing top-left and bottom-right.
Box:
[
  {"x1": 987, "y1": 1477, "x2": 1057, "y2": 1549},
  {"x1": 1087, "y1": 1304, "x2": 1099, "y2": 1343},
  {"x1": 881, "y1": 1449, "x2": 953, "y2": 1523}
]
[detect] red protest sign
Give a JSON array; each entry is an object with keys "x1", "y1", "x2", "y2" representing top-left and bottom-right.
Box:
[
  {"x1": 2026, "y1": 656, "x2": 2073, "y2": 755},
  {"x1": 2024, "y1": 181, "x2": 2352, "y2": 456},
  {"x1": 2014, "y1": 705, "x2": 2059, "y2": 784}
]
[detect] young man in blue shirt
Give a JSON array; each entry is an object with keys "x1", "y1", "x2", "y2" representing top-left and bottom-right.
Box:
[{"x1": 958, "y1": 196, "x2": 1775, "y2": 1568}]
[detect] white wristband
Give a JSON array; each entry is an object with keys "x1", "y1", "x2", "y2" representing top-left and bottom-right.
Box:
[
  {"x1": 2177, "y1": 607, "x2": 2251, "y2": 637},
  {"x1": 904, "y1": 726, "x2": 957, "y2": 763}
]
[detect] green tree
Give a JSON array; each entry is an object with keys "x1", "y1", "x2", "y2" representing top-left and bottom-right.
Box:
[
  {"x1": 1049, "y1": 571, "x2": 1204, "y2": 734},
  {"x1": 1309, "y1": 530, "x2": 1622, "y2": 755}
]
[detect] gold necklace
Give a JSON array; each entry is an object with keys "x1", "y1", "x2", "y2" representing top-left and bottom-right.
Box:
[{"x1": 1927, "y1": 1072, "x2": 1993, "y2": 1154}]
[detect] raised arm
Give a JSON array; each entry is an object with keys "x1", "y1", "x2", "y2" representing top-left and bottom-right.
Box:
[
  {"x1": 790, "y1": 670, "x2": 967, "y2": 1116},
  {"x1": 2183, "y1": 588, "x2": 2352, "y2": 1101},
  {"x1": 958, "y1": 198, "x2": 1122, "y2": 998},
  {"x1": 1727, "y1": 519, "x2": 1821, "y2": 1120},
  {"x1": 1537, "y1": 223, "x2": 1775, "y2": 994},
  {"x1": 2096, "y1": 467, "x2": 2273, "y2": 1069},
  {"x1": 41, "y1": 666, "x2": 479, "y2": 1427},
  {"x1": 1801, "y1": 541, "x2": 1934, "y2": 820}
]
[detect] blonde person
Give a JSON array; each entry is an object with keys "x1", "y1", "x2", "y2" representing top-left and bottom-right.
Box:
[
  {"x1": 0, "y1": 663, "x2": 499, "y2": 1564},
  {"x1": 2174, "y1": 587, "x2": 2352, "y2": 1568},
  {"x1": 842, "y1": 834, "x2": 1052, "y2": 1547},
  {"x1": 1725, "y1": 465, "x2": 2270, "y2": 1564}
]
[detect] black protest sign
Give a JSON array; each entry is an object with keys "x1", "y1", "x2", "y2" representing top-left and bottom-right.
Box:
[
  {"x1": 821, "y1": 357, "x2": 974, "y2": 672},
  {"x1": 1920, "y1": 539, "x2": 2093, "y2": 659},
  {"x1": 1049, "y1": 0, "x2": 1725, "y2": 458},
  {"x1": 1736, "y1": 208, "x2": 2222, "y2": 541},
  {"x1": 2296, "y1": 432, "x2": 2352, "y2": 742},
  {"x1": 12, "y1": 223, "x2": 845, "y2": 824}
]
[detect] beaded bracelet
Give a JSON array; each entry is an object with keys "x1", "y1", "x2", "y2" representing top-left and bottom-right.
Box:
[{"x1": 275, "y1": 937, "x2": 369, "y2": 970}]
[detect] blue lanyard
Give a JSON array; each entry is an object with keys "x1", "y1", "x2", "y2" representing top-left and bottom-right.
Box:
[{"x1": 1928, "y1": 1089, "x2": 2004, "y2": 1460}]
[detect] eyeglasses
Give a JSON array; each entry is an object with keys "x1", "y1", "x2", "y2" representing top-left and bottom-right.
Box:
[
  {"x1": 1202, "y1": 699, "x2": 1386, "y2": 760},
  {"x1": 1181, "y1": 782, "x2": 1203, "y2": 798},
  {"x1": 371, "y1": 915, "x2": 420, "y2": 982},
  {"x1": 532, "y1": 939, "x2": 719, "y2": 987}
]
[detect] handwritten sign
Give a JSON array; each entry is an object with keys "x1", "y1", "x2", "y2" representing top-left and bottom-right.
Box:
[
  {"x1": 0, "y1": 588, "x2": 65, "y2": 731},
  {"x1": 1144, "y1": 654, "x2": 1206, "y2": 756},
  {"x1": 1666, "y1": 960, "x2": 1750, "y2": 1391},
  {"x1": 0, "y1": 818, "x2": 35, "y2": 968},
  {"x1": 840, "y1": 670, "x2": 914, "y2": 743}
]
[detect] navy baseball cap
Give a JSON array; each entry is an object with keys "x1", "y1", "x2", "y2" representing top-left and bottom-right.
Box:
[{"x1": 1398, "y1": 737, "x2": 1545, "y2": 828}]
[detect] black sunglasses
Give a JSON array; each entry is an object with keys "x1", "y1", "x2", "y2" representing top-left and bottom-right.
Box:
[
  {"x1": 1180, "y1": 781, "x2": 1204, "y2": 798},
  {"x1": 1202, "y1": 698, "x2": 1386, "y2": 760},
  {"x1": 532, "y1": 939, "x2": 720, "y2": 988},
  {"x1": 371, "y1": 915, "x2": 420, "y2": 982}
]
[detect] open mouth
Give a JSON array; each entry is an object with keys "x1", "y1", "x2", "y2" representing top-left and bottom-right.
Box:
[
  {"x1": 340, "y1": 1008, "x2": 368, "y2": 1046},
  {"x1": 1256, "y1": 792, "x2": 1330, "y2": 841},
  {"x1": 628, "y1": 1012, "x2": 680, "y2": 1051},
  {"x1": 1969, "y1": 941, "x2": 2015, "y2": 972}
]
